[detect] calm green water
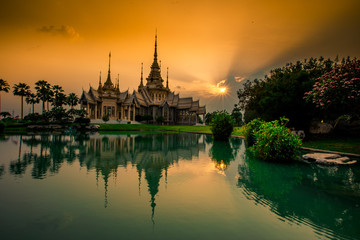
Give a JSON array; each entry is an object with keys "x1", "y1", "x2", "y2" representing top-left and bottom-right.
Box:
[{"x1": 0, "y1": 133, "x2": 359, "y2": 240}]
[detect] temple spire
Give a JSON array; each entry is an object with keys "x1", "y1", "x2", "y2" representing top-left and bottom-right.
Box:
[
  {"x1": 103, "y1": 52, "x2": 114, "y2": 89},
  {"x1": 108, "y1": 52, "x2": 111, "y2": 73},
  {"x1": 117, "y1": 73, "x2": 120, "y2": 92},
  {"x1": 107, "y1": 52, "x2": 111, "y2": 81},
  {"x1": 98, "y1": 71, "x2": 103, "y2": 91},
  {"x1": 166, "y1": 67, "x2": 169, "y2": 89},
  {"x1": 140, "y1": 63, "x2": 144, "y2": 86},
  {"x1": 154, "y1": 30, "x2": 158, "y2": 60},
  {"x1": 146, "y1": 31, "x2": 164, "y2": 88}
]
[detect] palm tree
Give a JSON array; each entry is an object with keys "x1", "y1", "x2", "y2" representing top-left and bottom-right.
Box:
[
  {"x1": 13, "y1": 83, "x2": 30, "y2": 119},
  {"x1": 25, "y1": 92, "x2": 40, "y2": 114},
  {"x1": 0, "y1": 78, "x2": 10, "y2": 113},
  {"x1": 35, "y1": 80, "x2": 52, "y2": 113},
  {"x1": 52, "y1": 85, "x2": 67, "y2": 107},
  {"x1": 67, "y1": 93, "x2": 79, "y2": 109}
]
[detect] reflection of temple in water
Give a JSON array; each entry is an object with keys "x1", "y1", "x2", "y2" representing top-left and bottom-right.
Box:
[
  {"x1": 11, "y1": 133, "x2": 206, "y2": 219},
  {"x1": 80, "y1": 133, "x2": 206, "y2": 218}
]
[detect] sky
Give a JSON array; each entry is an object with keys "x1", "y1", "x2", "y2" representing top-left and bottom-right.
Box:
[{"x1": 1, "y1": 0, "x2": 360, "y2": 115}]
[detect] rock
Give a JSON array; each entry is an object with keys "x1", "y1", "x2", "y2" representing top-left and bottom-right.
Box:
[
  {"x1": 303, "y1": 153, "x2": 357, "y2": 165},
  {"x1": 85, "y1": 125, "x2": 100, "y2": 130},
  {"x1": 309, "y1": 121, "x2": 333, "y2": 134},
  {"x1": 291, "y1": 130, "x2": 306, "y2": 139}
]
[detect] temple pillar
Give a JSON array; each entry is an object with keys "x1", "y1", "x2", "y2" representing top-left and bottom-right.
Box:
[
  {"x1": 132, "y1": 105, "x2": 135, "y2": 121},
  {"x1": 127, "y1": 106, "x2": 130, "y2": 120},
  {"x1": 86, "y1": 103, "x2": 90, "y2": 118}
]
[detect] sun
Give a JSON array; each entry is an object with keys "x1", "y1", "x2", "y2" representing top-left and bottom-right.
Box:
[{"x1": 219, "y1": 87, "x2": 227, "y2": 94}]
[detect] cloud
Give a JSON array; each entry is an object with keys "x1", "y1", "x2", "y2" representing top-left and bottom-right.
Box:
[
  {"x1": 37, "y1": 25, "x2": 80, "y2": 40},
  {"x1": 234, "y1": 76, "x2": 246, "y2": 82},
  {"x1": 216, "y1": 80, "x2": 226, "y2": 88}
]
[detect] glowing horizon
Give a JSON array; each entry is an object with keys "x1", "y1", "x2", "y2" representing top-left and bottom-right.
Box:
[{"x1": 1, "y1": 0, "x2": 360, "y2": 116}]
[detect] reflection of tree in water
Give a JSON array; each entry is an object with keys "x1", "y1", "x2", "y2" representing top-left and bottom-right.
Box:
[
  {"x1": 209, "y1": 140, "x2": 237, "y2": 171},
  {"x1": 9, "y1": 134, "x2": 87, "y2": 179},
  {"x1": 238, "y1": 152, "x2": 360, "y2": 240},
  {"x1": 7, "y1": 133, "x2": 206, "y2": 222},
  {"x1": 0, "y1": 165, "x2": 4, "y2": 178}
]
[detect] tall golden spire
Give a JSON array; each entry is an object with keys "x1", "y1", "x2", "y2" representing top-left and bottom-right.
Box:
[
  {"x1": 116, "y1": 73, "x2": 120, "y2": 92},
  {"x1": 103, "y1": 52, "x2": 114, "y2": 90},
  {"x1": 166, "y1": 67, "x2": 169, "y2": 89},
  {"x1": 154, "y1": 30, "x2": 158, "y2": 60},
  {"x1": 140, "y1": 63, "x2": 144, "y2": 86},
  {"x1": 108, "y1": 52, "x2": 111, "y2": 73},
  {"x1": 98, "y1": 71, "x2": 103, "y2": 91},
  {"x1": 146, "y1": 31, "x2": 163, "y2": 87}
]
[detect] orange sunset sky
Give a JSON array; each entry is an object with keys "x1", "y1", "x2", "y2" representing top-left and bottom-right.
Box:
[{"x1": 1, "y1": 0, "x2": 360, "y2": 115}]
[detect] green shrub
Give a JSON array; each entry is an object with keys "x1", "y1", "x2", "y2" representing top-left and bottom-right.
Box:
[
  {"x1": 102, "y1": 114, "x2": 110, "y2": 123},
  {"x1": 24, "y1": 113, "x2": 42, "y2": 122},
  {"x1": 243, "y1": 118, "x2": 264, "y2": 146},
  {"x1": 0, "y1": 122, "x2": 4, "y2": 133},
  {"x1": 251, "y1": 118, "x2": 302, "y2": 162},
  {"x1": 156, "y1": 116, "x2": 164, "y2": 124},
  {"x1": 210, "y1": 111, "x2": 234, "y2": 141},
  {"x1": 135, "y1": 115, "x2": 143, "y2": 122},
  {"x1": 47, "y1": 107, "x2": 71, "y2": 123}
]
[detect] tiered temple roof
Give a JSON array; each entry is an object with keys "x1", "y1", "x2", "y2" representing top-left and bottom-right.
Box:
[{"x1": 79, "y1": 33, "x2": 206, "y2": 122}]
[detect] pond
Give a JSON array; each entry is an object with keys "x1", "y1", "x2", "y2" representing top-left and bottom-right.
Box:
[{"x1": 0, "y1": 133, "x2": 359, "y2": 240}]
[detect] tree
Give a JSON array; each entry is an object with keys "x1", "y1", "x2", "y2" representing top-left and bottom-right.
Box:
[
  {"x1": 25, "y1": 92, "x2": 40, "y2": 114},
  {"x1": 231, "y1": 104, "x2": 243, "y2": 126},
  {"x1": 0, "y1": 78, "x2": 10, "y2": 113},
  {"x1": 0, "y1": 79, "x2": 10, "y2": 92},
  {"x1": 13, "y1": 83, "x2": 30, "y2": 119},
  {"x1": 66, "y1": 93, "x2": 79, "y2": 109},
  {"x1": 51, "y1": 85, "x2": 67, "y2": 107},
  {"x1": 35, "y1": 80, "x2": 52, "y2": 113},
  {"x1": 305, "y1": 57, "x2": 360, "y2": 118},
  {"x1": 102, "y1": 114, "x2": 110, "y2": 123},
  {"x1": 156, "y1": 116, "x2": 164, "y2": 124},
  {"x1": 237, "y1": 57, "x2": 337, "y2": 129},
  {"x1": 205, "y1": 110, "x2": 220, "y2": 125},
  {"x1": 210, "y1": 111, "x2": 234, "y2": 141},
  {"x1": 0, "y1": 112, "x2": 11, "y2": 119}
]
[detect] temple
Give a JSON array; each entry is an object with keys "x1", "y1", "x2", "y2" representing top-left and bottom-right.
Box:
[{"x1": 79, "y1": 34, "x2": 206, "y2": 125}]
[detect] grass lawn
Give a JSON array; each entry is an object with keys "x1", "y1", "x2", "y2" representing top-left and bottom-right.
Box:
[{"x1": 97, "y1": 123, "x2": 212, "y2": 134}]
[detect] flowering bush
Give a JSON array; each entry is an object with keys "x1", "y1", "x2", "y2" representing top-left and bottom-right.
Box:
[{"x1": 305, "y1": 58, "x2": 360, "y2": 116}]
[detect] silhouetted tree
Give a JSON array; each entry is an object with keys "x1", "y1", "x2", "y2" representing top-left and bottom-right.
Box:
[
  {"x1": 25, "y1": 92, "x2": 40, "y2": 114},
  {"x1": 66, "y1": 92, "x2": 79, "y2": 109},
  {"x1": 52, "y1": 85, "x2": 67, "y2": 107},
  {"x1": 0, "y1": 78, "x2": 10, "y2": 113},
  {"x1": 13, "y1": 83, "x2": 30, "y2": 119},
  {"x1": 35, "y1": 80, "x2": 52, "y2": 113},
  {"x1": 231, "y1": 104, "x2": 243, "y2": 126}
]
